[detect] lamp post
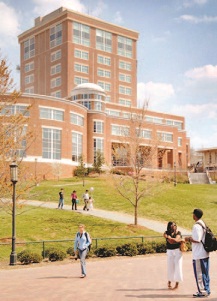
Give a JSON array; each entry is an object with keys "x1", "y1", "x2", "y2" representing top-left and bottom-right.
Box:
[
  {"x1": 174, "y1": 161, "x2": 177, "y2": 187},
  {"x1": 9, "y1": 162, "x2": 18, "y2": 265}
]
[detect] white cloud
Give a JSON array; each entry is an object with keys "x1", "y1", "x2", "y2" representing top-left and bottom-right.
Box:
[
  {"x1": 183, "y1": 0, "x2": 209, "y2": 8},
  {"x1": 33, "y1": 0, "x2": 87, "y2": 16},
  {"x1": 185, "y1": 65, "x2": 217, "y2": 79},
  {"x1": 178, "y1": 14, "x2": 217, "y2": 24},
  {"x1": 0, "y1": 2, "x2": 21, "y2": 45},
  {"x1": 113, "y1": 11, "x2": 123, "y2": 24},
  {"x1": 137, "y1": 81, "x2": 175, "y2": 109},
  {"x1": 90, "y1": 0, "x2": 107, "y2": 18},
  {"x1": 171, "y1": 103, "x2": 217, "y2": 119}
]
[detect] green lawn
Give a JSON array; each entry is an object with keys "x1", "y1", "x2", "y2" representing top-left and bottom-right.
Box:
[{"x1": 27, "y1": 176, "x2": 217, "y2": 231}]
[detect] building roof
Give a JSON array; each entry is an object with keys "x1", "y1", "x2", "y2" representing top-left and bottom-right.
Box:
[{"x1": 71, "y1": 83, "x2": 105, "y2": 95}]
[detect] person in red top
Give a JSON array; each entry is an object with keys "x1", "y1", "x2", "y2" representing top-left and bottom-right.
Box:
[{"x1": 71, "y1": 190, "x2": 77, "y2": 210}]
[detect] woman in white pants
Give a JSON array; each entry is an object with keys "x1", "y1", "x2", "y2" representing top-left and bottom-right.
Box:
[{"x1": 164, "y1": 222, "x2": 184, "y2": 290}]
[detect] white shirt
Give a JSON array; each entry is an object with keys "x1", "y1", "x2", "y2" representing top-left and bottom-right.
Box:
[{"x1": 192, "y1": 219, "x2": 209, "y2": 260}]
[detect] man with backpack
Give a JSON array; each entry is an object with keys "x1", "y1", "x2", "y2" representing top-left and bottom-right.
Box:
[
  {"x1": 185, "y1": 208, "x2": 210, "y2": 298},
  {"x1": 74, "y1": 224, "x2": 91, "y2": 278}
]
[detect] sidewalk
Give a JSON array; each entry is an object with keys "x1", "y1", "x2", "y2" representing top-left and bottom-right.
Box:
[
  {"x1": 23, "y1": 200, "x2": 192, "y2": 235},
  {"x1": 1, "y1": 252, "x2": 217, "y2": 301}
]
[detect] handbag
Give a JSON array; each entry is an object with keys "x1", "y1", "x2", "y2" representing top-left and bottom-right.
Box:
[
  {"x1": 180, "y1": 241, "x2": 188, "y2": 252},
  {"x1": 76, "y1": 199, "x2": 79, "y2": 204}
]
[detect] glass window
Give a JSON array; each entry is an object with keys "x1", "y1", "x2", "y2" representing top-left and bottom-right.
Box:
[
  {"x1": 51, "y1": 64, "x2": 61, "y2": 75},
  {"x1": 178, "y1": 137, "x2": 182, "y2": 146},
  {"x1": 158, "y1": 132, "x2": 173, "y2": 142},
  {"x1": 25, "y1": 61, "x2": 34, "y2": 73},
  {"x1": 51, "y1": 77, "x2": 61, "y2": 88},
  {"x1": 94, "y1": 121, "x2": 104, "y2": 133},
  {"x1": 97, "y1": 55, "x2": 111, "y2": 66},
  {"x1": 111, "y1": 125, "x2": 129, "y2": 136},
  {"x1": 51, "y1": 50, "x2": 62, "y2": 62},
  {"x1": 42, "y1": 128, "x2": 61, "y2": 159},
  {"x1": 74, "y1": 77, "x2": 88, "y2": 85},
  {"x1": 119, "y1": 61, "x2": 131, "y2": 70},
  {"x1": 73, "y1": 22, "x2": 90, "y2": 46},
  {"x1": 25, "y1": 74, "x2": 34, "y2": 84},
  {"x1": 118, "y1": 36, "x2": 132, "y2": 58},
  {"x1": 40, "y1": 107, "x2": 64, "y2": 121},
  {"x1": 74, "y1": 63, "x2": 89, "y2": 73},
  {"x1": 70, "y1": 113, "x2": 84, "y2": 126},
  {"x1": 24, "y1": 37, "x2": 35, "y2": 60},
  {"x1": 72, "y1": 132, "x2": 83, "y2": 162},
  {"x1": 94, "y1": 138, "x2": 104, "y2": 161},
  {"x1": 74, "y1": 49, "x2": 89, "y2": 60},
  {"x1": 96, "y1": 29, "x2": 112, "y2": 52},
  {"x1": 50, "y1": 24, "x2": 62, "y2": 48}
]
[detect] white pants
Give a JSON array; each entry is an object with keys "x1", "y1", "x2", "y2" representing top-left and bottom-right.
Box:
[{"x1": 167, "y1": 248, "x2": 183, "y2": 282}]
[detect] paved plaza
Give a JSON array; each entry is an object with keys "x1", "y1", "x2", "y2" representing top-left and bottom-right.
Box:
[{"x1": 1, "y1": 252, "x2": 217, "y2": 301}]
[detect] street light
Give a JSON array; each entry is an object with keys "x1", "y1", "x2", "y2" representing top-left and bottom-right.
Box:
[
  {"x1": 9, "y1": 162, "x2": 18, "y2": 265},
  {"x1": 174, "y1": 161, "x2": 177, "y2": 187}
]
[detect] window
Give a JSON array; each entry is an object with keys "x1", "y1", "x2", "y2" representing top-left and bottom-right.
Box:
[
  {"x1": 94, "y1": 138, "x2": 104, "y2": 161},
  {"x1": 51, "y1": 64, "x2": 61, "y2": 75},
  {"x1": 73, "y1": 22, "x2": 90, "y2": 46},
  {"x1": 25, "y1": 74, "x2": 34, "y2": 84},
  {"x1": 51, "y1": 77, "x2": 61, "y2": 88},
  {"x1": 51, "y1": 91, "x2": 61, "y2": 98},
  {"x1": 81, "y1": 101, "x2": 91, "y2": 109},
  {"x1": 72, "y1": 132, "x2": 83, "y2": 161},
  {"x1": 158, "y1": 132, "x2": 173, "y2": 142},
  {"x1": 119, "y1": 61, "x2": 131, "y2": 70},
  {"x1": 74, "y1": 63, "x2": 89, "y2": 73},
  {"x1": 138, "y1": 129, "x2": 152, "y2": 139},
  {"x1": 0, "y1": 105, "x2": 30, "y2": 117},
  {"x1": 25, "y1": 62, "x2": 34, "y2": 73},
  {"x1": 119, "y1": 73, "x2": 131, "y2": 83},
  {"x1": 40, "y1": 107, "x2": 64, "y2": 121},
  {"x1": 119, "y1": 86, "x2": 131, "y2": 95},
  {"x1": 51, "y1": 50, "x2": 62, "y2": 62},
  {"x1": 111, "y1": 125, "x2": 129, "y2": 136},
  {"x1": 97, "y1": 69, "x2": 111, "y2": 78},
  {"x1": 94, "y1": 121, "x2": 104, "y2": 133},
  {"x1": 74, "y1": 49, "x2": 89, "y2": 60},
  {"x1": 42, "y1": 128, "x2": 61, "y2": 159},
  {"x1": 25, "y1": 87, "x2": 34, "y2": 94},
  {"x1": 97, "y1": 55, "x2": 111, "y2": 66},
  {"x1": 178, "y1": 137, "x2": 182, "y2": 146},
  {"x1": 105, "y1": 95, "x2": 111, "y2": 102},
  {"x1": 94, "y1": 102, "x2": 102, "y2": 111},
  {"x1": 106, "y1": 109, "x2": 120, "y2": 117},
  {"x1": 74, "y1": 77, "x2": 88, "y2": 85},
  {"x1": 146, "y1": 116, "x2": 163, "y2": 124},
  {"x1": 96, "y1": 29, "x2": 112, "y2": 52},
  {"x1": 24, "y1": 37, "x2": 35, "y2": 60},
  {"x1": 98, "y1": 81, "x2": 111, "y2": 91},
  {"x1": 70, "y1": 113, "x2": 84, "y2": 126},
  {"x1": 118, "y1": 99, "x2": 131, "y2": 107},
  {"x1": 166, "y1": 119, "x2": 183, "y2": 130},
  {"x1": 50, "y1": 24, "x2": 62, "y2": 48},
  {"x1": 118, "y1": 36, "x2": 132, "y2": 58}
]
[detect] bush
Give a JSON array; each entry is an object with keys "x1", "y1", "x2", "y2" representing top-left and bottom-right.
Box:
[
  {"x1": 66, "y1": 247, "x2": 75, "y2": 256},
  {"x1": 136, "y1": 242, "x2": 155, "y2": 255},
  {"x1": 17, "y1": 250, "x2": 42, "y2": 264},
  {"x1": 116, "y1": 243, "x2": 138, "y2": 256},
  {"x1": 48, "y1": 249, "x2": 66, "y2": 261},
  {"x1": 94, "y1": 247, "x2": 117, "y2": 257},
  {"x1": 153, "y1": 241, "x2": 167, "y2": 253}
]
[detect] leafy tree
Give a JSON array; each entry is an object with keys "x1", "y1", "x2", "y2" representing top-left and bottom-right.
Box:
[
  {"x1": 92, "y1": 150, "x2": 105, "y2": 174},
  {"x1": 0, "y1": 55, "x2": 34, "y2": 213}
]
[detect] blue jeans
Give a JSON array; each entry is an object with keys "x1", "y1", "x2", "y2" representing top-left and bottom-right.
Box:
[
  {"x1": 58, "y1": 198, "x2": 64, "y2": 208},
  {"x1": 193, "y1": 258, "x2": 210, "y2": 295},
  {"x1": 78, "y1": 248, "x2": 88, "y2": 275}
]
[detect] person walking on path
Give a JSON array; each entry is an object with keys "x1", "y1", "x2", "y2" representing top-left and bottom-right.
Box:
[
  {"x1": 82, "y1": 190, "x2": 89, "y2": 211},
  {"x1": 88, "y1": 196, "x2": 94, "y2": 210},
  {"x1": 58, "y1": 188, "x2": 64, "y2": 209},
  {"x1": 74, "y1": 224, "x2": 91, "y2": 278},
  {"x1": 163, "y1": 221, "x2": 184, "y2": 290},
  {"x1": 71, "y1": 190, "x2": 77, "y2": 210},
  {"x1": 185, "y1": 208, "x2": 210, "y2": 298}
]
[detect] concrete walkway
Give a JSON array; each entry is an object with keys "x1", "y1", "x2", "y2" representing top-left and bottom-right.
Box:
[
  {"x1": 23, "y1": 200, "x2": 191, "y2": 235},
  {"x1": 1, "y1": 252, "x2": 217, "y2": 301}
]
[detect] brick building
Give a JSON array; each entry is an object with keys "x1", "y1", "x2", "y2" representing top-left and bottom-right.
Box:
[{"x1": 15, "y1": 7, "x2": 190, "y2": 179}]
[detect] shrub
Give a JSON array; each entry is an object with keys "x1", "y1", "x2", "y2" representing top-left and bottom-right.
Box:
[
  {"x1": 94, "y1": 247, "x2": 117, "y2": 257},
  {"x1": 136, "y1": 242, "x2": 155, "y2": 255},
  {"x1": 153, "y1": 241, "x2": 167, "y2": 253},
  {"x1": 48, "y1": 249, "x2": 66, "y2": 261},
  {"x1": 17, "y1": 250, "x2": 42, "y2": 264},
  {"x1": 66, "y1": 247, "x2": 75, "y2": 256},
  {"x1": 116, "y1": 243, "x2": 138, "y2": 256},
  {"x1": 42, "y1": 247, "x2": 57, "y2": 258}
]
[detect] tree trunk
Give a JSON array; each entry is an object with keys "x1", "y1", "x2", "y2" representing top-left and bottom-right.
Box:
[{"x1": 134, "y1": 203, "x2": 138, "y2": 225}]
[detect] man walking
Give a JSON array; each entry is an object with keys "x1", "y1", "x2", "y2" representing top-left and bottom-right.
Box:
[
  {"x1": 82, "y1": 189, "x2": 89, "y2": 211},
  {"x1": 58, "y1": 188, "x2": 64, "y2": 209},
  {"x1": 185, "y1": 208, "x2": 210, "y2": 298}
]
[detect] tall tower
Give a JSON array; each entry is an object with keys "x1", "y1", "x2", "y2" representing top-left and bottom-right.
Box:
[{"x1": 18, "y1": 7, "x2": 139, "y2": 106}]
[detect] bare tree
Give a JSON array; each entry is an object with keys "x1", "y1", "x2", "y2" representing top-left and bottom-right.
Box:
[{"x1": 111, "y1": 103, "x2": 168, "y2": 225}]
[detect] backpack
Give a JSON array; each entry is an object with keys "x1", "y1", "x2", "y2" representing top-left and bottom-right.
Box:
[
  {"x1": 197, "y1": 222, "x2": 217, "y2": 252},
  {"x1": 77, "y1": 232, "x2": 92, "y2": 251}
]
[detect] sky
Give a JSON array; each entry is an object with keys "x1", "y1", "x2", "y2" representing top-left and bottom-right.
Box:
[{"x1": 0, "y1": 0, "x2": 217, "y2": 150}]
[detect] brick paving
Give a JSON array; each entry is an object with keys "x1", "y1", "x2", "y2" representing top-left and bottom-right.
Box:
[{"x1": 1, "y1": 252, "x2": 217, "y2": 301}]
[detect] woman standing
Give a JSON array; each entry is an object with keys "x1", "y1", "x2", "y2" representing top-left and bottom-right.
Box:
[
  {"x1": 163, "y1": 221, "x2": 183, "y2": 289},
  {"x1": 74, "y1": 224, "x2": 91, "y2": 278},
  {"x1": 71, "y1": 190, "x2": 77, "y2": 210}
]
